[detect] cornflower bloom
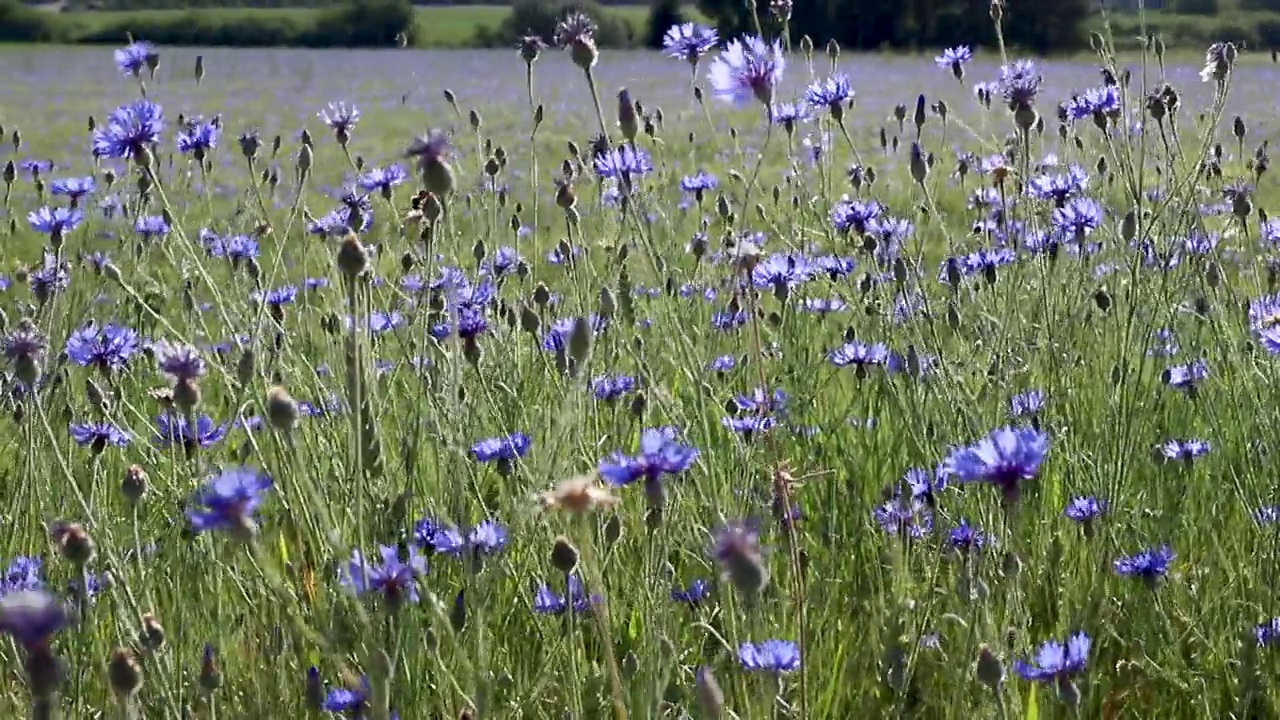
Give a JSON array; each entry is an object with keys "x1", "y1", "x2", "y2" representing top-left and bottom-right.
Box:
[
  {"x1": 738, "y1": 640, "x2": 801, "y2": 674},
  {"x1": 27, "y1": 207, "x2": 84, "y2": 242},
  {"x1": 113, "y1": 41, "x2": 153, "y2": 77},
  {"x1": 707, "y1": 35, "x2": 785, "y2": 107},
  {"x1": 177, "y1": 120, "x2": 219, "y2": 158},
  {"x1": 663, "y1": 22, "x2": 719, "y2": 67},
  {"x1": 92, "y1": 100, "x2": 164, "y2": 164},
  {"x1": 186, "y1": 466, "x2": 273, "y2": 538},
  {"x1": 804, "y1": 74, "x2": 854, "y2": 119},
  {"x1": 318, "y1": 102, "x2": 360, "y2": 144},
  {"x1": 135, "y1": 215, "x2": 171, "y2": 240},
  {"x1": 356, "y1": 164, "x2": 408, "y2": 197},
  {"x1": 533, "y1": 575, "x2": 602, "y2": 615},
  {"x1": 1014, "y1": 632, "x2": 1090, "y2": 706},
  {"x1": 65, "y1": 322, "x2": 139, "y2": 373},
  {"x1": 1114, "y1": 545, "x2": 1175, "y2": 587},
  {"x1": 50, "y1": 177, "x2": 95, "y2": 205},
  {"x1": 935, "y1": 46, "x2": 973, "y2": 80},
  {"x1": 342, "y1": 545, "x2": 427, "y2": 609},
  {"x1": 69, "y1": 422, "x2": 131, "y2": 453},
  {"x1": 944, "y1": 426, "x2": 1049, "y2": 506}
]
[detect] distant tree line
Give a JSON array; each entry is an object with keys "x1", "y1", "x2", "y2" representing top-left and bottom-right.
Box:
[
  {"x1": 696, "y1": 0, "x2": 1093, "y2": 52},
  {"x1": 0, "y1": 0, "x2": 415, "y2": 45}
]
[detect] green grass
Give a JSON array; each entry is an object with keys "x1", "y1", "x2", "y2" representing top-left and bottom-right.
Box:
[{"x1": 0, "y1": 25, "x2": 1278, "y2": 720}]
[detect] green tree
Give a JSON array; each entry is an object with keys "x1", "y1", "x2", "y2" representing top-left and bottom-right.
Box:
[
  {"x1": 645, "y1": 0, "x2": 685, "y2": 49},
  {"x1": 1174, "y1": 0, "x2": 1218, "y2": 14}
]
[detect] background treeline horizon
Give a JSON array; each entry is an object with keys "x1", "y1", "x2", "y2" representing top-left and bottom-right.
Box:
[{"x1": 4, "y1": 0, "x2": 1280, "y2": 51}]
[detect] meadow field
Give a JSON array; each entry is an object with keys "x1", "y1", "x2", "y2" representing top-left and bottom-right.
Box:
[{"x1": 0, "y1": 23, "x2": 1278, "y2": 719}]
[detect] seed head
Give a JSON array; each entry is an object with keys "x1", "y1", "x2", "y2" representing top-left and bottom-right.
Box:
[
  {"x1": 550, "y1": 535, "x2": 579, "y2": 574},
  {"x1": 52, "y1": 522, "x2": 95, "y2": 566},
  {"x1": 107, "y1": 647, "x2": 143, "y2": 702},
  {"x1": 265, "y1": 385, "x2": 299, "y2": 432}
]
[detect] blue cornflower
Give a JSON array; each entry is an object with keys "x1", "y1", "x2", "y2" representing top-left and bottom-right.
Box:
[
  {"x1": 1256, "y1": 619, "x2": 1280, "y2": 647},
  {"x1": 591, "y1": 374, "x2": 638, "y2": 401},
  {"x1": 486, "y1": 246, "x2": 523, "y2": 277},
  {"x1": 999, "y1": 59, "x2": 1042, "y2": 109},
  {"x1": 471, "y1": 432, "x2": 531, "y2": 464},
  {"x1": 722, "y1": 416, "x2": 776, "y2": 435},
  {"x1": 1114, "y1": 545, "x2": 1175, "y2": 584},
  {"x1": 829, "y1": 341, "x2": 890, "y2": 372},
  {"x1": 599, "y1": 427, "x2": 699, "y2": 487},
  {"x1": 803, "y1": 297, "x2": 848, "y2": 314},
  {"x1": 1014, "y1": 632, "x2": 1090, "y2": 685},
  {"x1": 904, "y1": 466, "x2": 947, "y2": 505},
  {"x1": 253, "y1": 285, "x2": 298, "y2": 307},
  {"x1": 20, "y1": 159, "x2": 52, "y2": 177},
  {"x1": 1064, "y1": 496, "x2": 1107, "y2": 524},
  {"x1": 947, "y1": 519, "x2": 987, "y2": 553},
  {"x1": 865, "y1": 216, "x2": 914, "y2": 262},
  {"x1": 595, "y1": 146, "x2": 653, "y2": 183},
  {"x1": 342, "y1": 545, "x2": 427, "y2": 606},
  {"x1": 153, "y1": 341, "x2": 206, "y2": 382},
  {"x1": 319, "y1": 102, "x2": 360, "y2": 142},
  {"x1": 27, "y1": 207, "x2": 84, "y2": 238},
  {"x1": 804, "y1": 73, "x2": 854, "y2": 114},
  {"x1": 205, "y1": 233, "x2": 259, "y2": 261},
  {"x1": 412, "y1": 519, "x2": 467, "y2": 556},
  {"x1": 680, "y1": 171, "x2": 718, "y2": 196},
  {"x1": 1009, "y1": 390, "x2": 1045, "y2": 418},
  {"x1": 50, "y1": 177, "x2": 95, "y2": 203},
  {"x1": 177, "y1": 121, "x2": 219, "y2": 156},
  {"x1": 69, "y1": 422, "x2": 131, "y2": 451},
  {"x1": 1164, "y1": 359, "x2": 1209, "y2": 392},
  {"x1": 135, "y1": 215, "x2": 170, "y2": 240},
  {"x1": 542, "y1": 315, "x2": 607, "y2": 352},
  {"x1": 28, "y1": 253, "x2": 70, "y2": 299},
  {"x1": 468, "y1": 520, "x2": 508, "y2": 555},
  {"x1": 3, "y1": 557, "x2": 43, "y2": 595},
  {"x1": 671, "y1": 579, "x2": 711, "y2": 605},
  {"x1": 1159, "y1": 438, "x2": 1211, "y2": 463},
  {"x1": 944, "y1": 426, "x2": 1050, "y2": 504},
  {"x1": 533, "y1": 575, "x2": 601, "y2": 615},
  {"x1": 0, "y1": 590, "x2": 68, "y2": 650},
  {"x1": 772, "y1": 102, "x2": 809, "y2": 127},
  {"x1": 323, "y1": 676, "x2": 370, "y2": 715},
  {"x1": 155, "y1": 413, "x2": 226, "y2": 450},
  {"x1": 711, "y1": 310, "x2": 749, "y2": 330},
  {"x1": 935, "y1": 46, "x2": 973, "y2": 79},
  {"x1": 113, "y1": 42, "x2": 153, "y2": 76},
  {"x1": 814, "y1": 254, "x2": 857, "y2": 279},
  {"x1": 1052, "y1": 197, "x2": 1102, "y2": 239},
  {"x1": 186, "y1": 466, "x2": 273, "y2": 536},
  {"x1": 874, "y1": 495, "x2": 933, "y2": 538},
  {"x1": 709, "y1": 354, "x2": 736, "y2": 372},
  {"x1": 1067, "y1": 86, "x2": 1121, "y2": 122},
  {"x1": 738, "y1": 640, "x2": 801, "y2": 674},
  {"x1": 357, "y1": 164, "x2": 408, "y2": 194},
  {"x1": 92, "y1": 100, "x2": 164, "y2": 162},
  {"x1": 1027, "y1": 167, "x2": 1089, "y2": 206},
  {"x1": 662, "y1": 22, "x2": 719, "y2": 64},
  {"x1": 65, "y1": 322, "x2": 139, "y2": 372},
  {"x1": 707, "y1": 35, "x2": 786, "y2": 106},
  {"x1": 751, "y1": 253, "x2": 815, "y2": 290}
]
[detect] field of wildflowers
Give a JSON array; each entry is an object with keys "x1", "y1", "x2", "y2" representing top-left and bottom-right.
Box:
[{"x1": 0, "y1": 9, "x2": 1279, "y2": 719}]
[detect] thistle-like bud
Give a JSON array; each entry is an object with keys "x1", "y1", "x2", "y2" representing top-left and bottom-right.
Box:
[
  {"x1": 694, "y1": 666, "x2": 725, "y2": 717},
  {"x1": 122, "y1": 465, "x2": 147, "y2": 505},
  {"x1": 107, "y1": 648, "x2": 143, "y2": 703},
  {"x1": 194, "y1": 55, "x2": 205, "y2": 85},
  {"x1": 550, "y1": 535, "x2": 579, "y2": 574},
  {"x1": 976, "y1": 645, "x2": 1004, "y2": 691},
  {"x1": 53, "y1": 523, "x2": 95, "y2": 566},
  {"x1": 238, "y1": 132, "x2": 261, "y2": 161},
  {"x1": 199, "y1": 643, "x2": 221, "y2": 694},
  {"x1": 337, "y1": 232, "x2": 370, "y2": 279},
  {"x1": 266, "y1": 385, "x2": 298, "y2": 432},
  {"x1": 617, "y1": 88, "x2": 639, "y2": 142},
  {"x1": 469, "y1": 109, "x2": 482, "y2": 132},
  {"x1": 139, "y1": 613, "x2": 166, "y2": 653}
]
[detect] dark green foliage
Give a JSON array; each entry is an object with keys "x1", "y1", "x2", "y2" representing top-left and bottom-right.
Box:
[
  {"x1": 697, "y1": 0, "x2": 1094, "y2": 52},
  {"x1": 0, "y1": 0, "x2": 66, "y2": 42},
  {"x1": 644, "y1": 0, "x2": 684, "y2": 49},
  {"x1": 1173, "y1": 0, "x2": 1219, "y2": 15},
  {"x1": 69, "y1": 0, "x2": 412, "y2": 46},
  {"x1": 1242, "y1": 0, "x2": 1280, "y2": 10},
  {"x1": 484, "y1": 0, "x2": 636, "y2": 48}
]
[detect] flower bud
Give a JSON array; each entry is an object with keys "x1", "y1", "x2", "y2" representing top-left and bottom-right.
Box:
[
  {"x1": 550, "y1": 535, "x2": 579, "y2": 574},
  {"x1": 266, "y1": 385, "x2": 298, "y2": 432},
  {"x1": 976, "y1": 645, "x2": 1004, "y2": 691},
  {"x1": 107, "y1": 647, "x2": 143, "y2": 702}
]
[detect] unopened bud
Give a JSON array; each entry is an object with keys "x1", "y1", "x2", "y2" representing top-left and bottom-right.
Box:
[
  {"x1": 107, "y1": 648, "x2": 143, "y2": 702},
  {"x1": 550, "y1": 535, "x2": 579, "y2": 574}
]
